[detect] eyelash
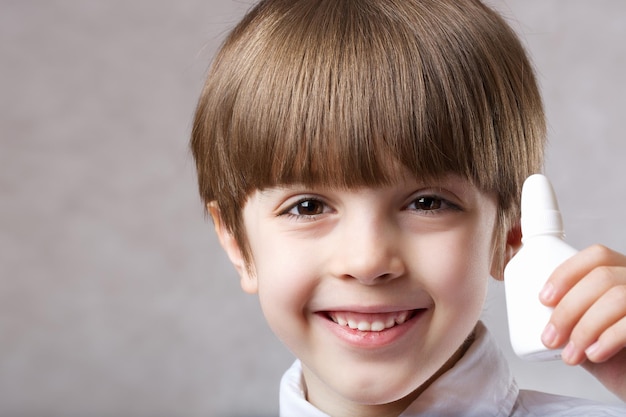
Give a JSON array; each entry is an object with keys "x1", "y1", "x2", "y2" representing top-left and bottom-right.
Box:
[
  {"x1": 280, "y1": 197, "x2": 330, "y2": 220},
  {"x1": 279, "y1": 194, "x2": 461, "y2": 220},
  {"x1": 406, "y1": 195, "x2": 461, "y2": 215}
]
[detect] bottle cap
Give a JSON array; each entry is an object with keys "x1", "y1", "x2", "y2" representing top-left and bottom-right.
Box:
[{"x1": 521, "y1": 174, "x2": 564, "y2": 240}]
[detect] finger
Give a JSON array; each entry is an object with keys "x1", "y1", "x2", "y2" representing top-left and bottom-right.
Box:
[
  {"x1": 544, "y1": 266, "x2": 618, "y2": 349},
  {"x1": 541, "y1": 245, "x2": 625, "y2": 307},
  {"x1": 585, "y1": 308, "x2": 626, "y2": 364},
  {"x1": 583, "y1": 342, "x2": 626, "y2": 401},
  {"x1": 561, "y1": 284, "x2": 626, "y2": 365}
]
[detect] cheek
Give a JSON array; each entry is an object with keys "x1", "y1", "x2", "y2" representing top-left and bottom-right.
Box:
[
  {"x1": 253, "y1": 236, "x2": 317, "y2": 298},
  {"x1": 251, "y1": 239, "x2": 319, "y2": 345},
  {"x1": 419, "y1": 228, "x2": 493, "y2": 309}
]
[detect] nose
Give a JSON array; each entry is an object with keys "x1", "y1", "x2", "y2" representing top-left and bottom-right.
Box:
[{"x1": 331, "y1": 215, "x2": 406, "y2": 285}]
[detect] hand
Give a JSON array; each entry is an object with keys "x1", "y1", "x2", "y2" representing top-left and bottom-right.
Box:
[{"x1": 539, "y1": 245, "x2": 626, "y2": 401}]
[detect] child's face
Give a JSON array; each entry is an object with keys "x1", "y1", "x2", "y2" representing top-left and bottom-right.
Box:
[{"x1": 217, "y1": 172, "x2": 501, "y2": 415}]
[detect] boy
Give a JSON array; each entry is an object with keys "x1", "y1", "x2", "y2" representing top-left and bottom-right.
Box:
[{"x1": 191, "y1": 0, "x2": 626, "y2": 415}]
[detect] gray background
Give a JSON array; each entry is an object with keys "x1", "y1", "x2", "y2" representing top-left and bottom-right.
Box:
[{"x1": 2, "y1": 1, "x2": 625, "y2": 416}]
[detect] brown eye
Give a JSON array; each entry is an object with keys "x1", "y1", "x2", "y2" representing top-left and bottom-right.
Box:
[
  {"x1": 286, "y1": 199, "x2": 327, "y2": 217},
  {"x1": 407, "y1": 195, "x2": 460, "y2": 215},
  {"x1": 297, "y1": 200, "x2": 324, "y2": 215},
  {"x1": 415, "y1": 196, "x2": 442, "y2": 211}
]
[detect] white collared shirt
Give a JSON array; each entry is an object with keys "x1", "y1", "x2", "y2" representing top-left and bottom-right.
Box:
[{"x1": 279, "y1": 322, "x2": 626, "y2": 416}]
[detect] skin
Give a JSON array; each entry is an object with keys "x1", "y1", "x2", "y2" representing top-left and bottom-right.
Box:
[
  {"x1": 211, "y1": 172, "x2": 626, "y2": 415},
  {"x1": 213, "y1": 173, "x2": 507, "y2": 416},
  {"x1": 540, "y1": 245, "x2": 626, "y2": 400}
]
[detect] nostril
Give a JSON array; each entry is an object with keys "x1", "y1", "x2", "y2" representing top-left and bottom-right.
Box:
[
  {"x1": 377, "y1": 273, "x2": 393, "y2": 282},
  {"x1": 344, "y1": 271, "x2": 402, "y2": 286}
]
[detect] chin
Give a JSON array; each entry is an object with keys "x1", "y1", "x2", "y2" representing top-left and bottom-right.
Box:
[{"x1": 333, "y1": 368, "x2": 430, "y2": 406}]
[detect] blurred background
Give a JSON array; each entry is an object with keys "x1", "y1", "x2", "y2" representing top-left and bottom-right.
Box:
[{"x1": 1, "y1": 0, "x2": 625, "y2": 416}]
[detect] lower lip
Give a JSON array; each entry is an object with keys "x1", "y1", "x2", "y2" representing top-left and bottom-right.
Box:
[{"x1": 316, "y1": 310, "x2": 425, "y2": 350}]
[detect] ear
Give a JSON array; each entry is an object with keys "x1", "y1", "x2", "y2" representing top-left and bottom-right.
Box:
[
  {"x1": 491, "y1": 222, "x2": 522, "y2": 280},
  {"x1": 208, "y1": 203, "x2": 258, "y2": 294}
]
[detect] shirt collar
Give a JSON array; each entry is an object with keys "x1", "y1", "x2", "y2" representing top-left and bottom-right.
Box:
[
  {"x1": 280, "y1": 360, "x2": 327, "y2": 416},
  {"x1": 400, "y1": 321, "x2": 518, "y2": 416}
]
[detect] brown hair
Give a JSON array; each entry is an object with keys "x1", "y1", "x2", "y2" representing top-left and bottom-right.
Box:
[{"x1": 191, "y1": 0, "x2": 545, "y2": 272}]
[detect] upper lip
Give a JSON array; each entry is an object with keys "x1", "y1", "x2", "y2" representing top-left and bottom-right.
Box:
[
  {"x1": 314, "y1": 301, "x2": 430, "y2": 314},
  {"x1": 314, "y1": 302, "x2": 430, "y2": 315},
  {"x1": 316, "y1": 306, "x2": 428, "y2": 332}
]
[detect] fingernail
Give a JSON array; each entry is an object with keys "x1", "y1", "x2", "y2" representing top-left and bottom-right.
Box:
[
  {"x1": 562, "y1": 341, "x2": 576, "y2": 363},
  {"x1": 585, "y1": 341, "x2": 601, "y2": 359},
  {"x1": 540, "y1": 282, "x2": 555, "y2": 303},
  {"x1": 542, "y1": 323, "x2": 557, "y2": 347}
]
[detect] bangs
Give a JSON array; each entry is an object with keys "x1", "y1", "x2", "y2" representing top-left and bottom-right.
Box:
[{"x1": 193, "y1": 0, "x2": 544, "y2": 213}]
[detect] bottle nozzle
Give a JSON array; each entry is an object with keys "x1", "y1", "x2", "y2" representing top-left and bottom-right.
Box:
[{"x1": 521, "y1": 174, "x2": 564, "y2": 240}]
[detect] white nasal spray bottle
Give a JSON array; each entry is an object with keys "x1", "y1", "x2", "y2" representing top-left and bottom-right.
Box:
[{"x1": 504, "y1": 174, "x2": 577, "y2": 361}]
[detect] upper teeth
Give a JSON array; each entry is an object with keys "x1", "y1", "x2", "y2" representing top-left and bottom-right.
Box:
[{"x1": 329, "y1": 311, "x2": 411, "y2": 332}]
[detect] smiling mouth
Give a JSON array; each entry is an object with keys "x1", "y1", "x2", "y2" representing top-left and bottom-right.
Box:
[{"x1": 325, "y1": 310, "x2": 420, "y2": 332}]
